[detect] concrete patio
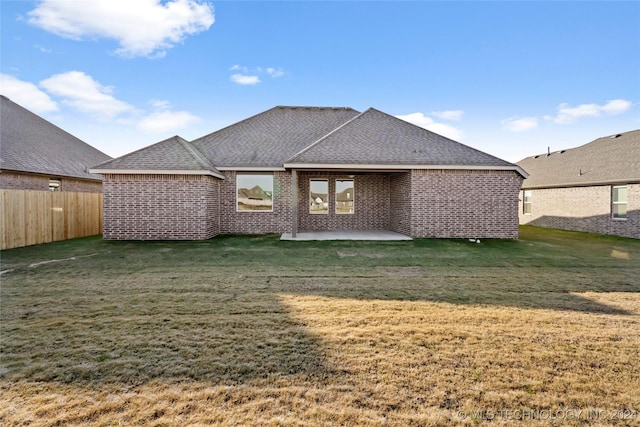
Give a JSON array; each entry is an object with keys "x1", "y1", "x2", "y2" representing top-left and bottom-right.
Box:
[{"x1": 280, "y1": 230, "x2": 412, "y2": 241}]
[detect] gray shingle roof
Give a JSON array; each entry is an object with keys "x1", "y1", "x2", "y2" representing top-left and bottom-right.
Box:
[
  {"x1": 286, "y1": 108, "x2": 516, "y2": 167},
  {"x1": 517, "y1": 129, "x2": 640, "y2": 189},
  {"x1": 91, "y1": 105, "x2": 523, "y2": 176},
  {"x1": 0, "y1": 95, "x2": 111, "y2": 181},
  {"x1": 92, "y1": 135, "x2": 222, "y2": 176},
  {"x1": 191, "y1": 106, "x2": 361, "y2": 168}
]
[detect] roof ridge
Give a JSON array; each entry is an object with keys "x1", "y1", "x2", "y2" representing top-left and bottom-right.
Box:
[
  {"x1": 176, "y1": 136, "x2": 216, "y2": 171},
  {"x1": 284, "y1": 108, "x2": 366, "y2": 163}
]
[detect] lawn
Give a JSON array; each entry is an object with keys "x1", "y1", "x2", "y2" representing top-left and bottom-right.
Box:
[{"x1": 1, "y1": 226, "x2": 639, "y2": 426}]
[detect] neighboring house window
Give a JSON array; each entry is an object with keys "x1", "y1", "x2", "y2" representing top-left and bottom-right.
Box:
[
  {"x1": 612, "y1": 185, "x2": 627, "y2": 219},
  {"x1": 49, "y1": 179, "x2": 61, "y2": 191},
  {"x1": 523, "y1": 190, "x2": 532, "y2": 214},
  {"x1": 236, "y1": 174, "x2": 273, "y2": 212},
  {"x1": 336, "y1": 179, "x2": 354, "y2": 214},
  {"x1": 309, "y1": 179, "x2": 329, "y2": 214}
]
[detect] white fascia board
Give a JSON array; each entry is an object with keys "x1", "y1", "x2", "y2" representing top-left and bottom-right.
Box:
[
  {"x1": 216, "y1": 167, "x2": 287, "y2": 172},
  {"x1": 284, "y1": 163, "x2": 529, "y2": 178},
  {"x1": 89, "y1": 169, "x2": 225, "y2": 179}
]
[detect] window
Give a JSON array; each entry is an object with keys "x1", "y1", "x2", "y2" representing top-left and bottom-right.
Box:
[
  {"x1": 49, "y1": 179, "x2": 61, "y2": 191},
  {"x1": 236, "y1": 174, "x2": 273, "y2": 212},
  {"x1": 335, "y1": 179, "x2": 354, "y2": 214},
  {"x1": 523, "y1": 190, "x2": 532, "y2": 214},
  {"x1": 309, "y1": 179, "x2": 328, "y2": 214},
  {"x1": 612, "y1": 186, "x2": 627, "y2": 219}
]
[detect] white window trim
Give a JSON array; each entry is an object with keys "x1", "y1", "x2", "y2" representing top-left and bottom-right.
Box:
[
  {"x1": 523, "y1": 190, "x2": 532, "y2": 215},
  {"x1": 612, "y1": 185, "x2": 628, "y2": 220}
]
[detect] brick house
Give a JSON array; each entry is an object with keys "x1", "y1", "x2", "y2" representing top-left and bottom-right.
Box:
[
  {"x1": 517, "y1": 129, "x2": 639, "y2": 239},
  {"x1": 91, "y1": 106, "x2": 527, "y2": 240},
  {"x1": 0, "y1": 95, "x2": 111, "y2": 192}
]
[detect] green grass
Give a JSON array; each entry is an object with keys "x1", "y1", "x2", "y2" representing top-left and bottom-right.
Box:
[{"x1": 1, "y1": 226, "x2": 639, "y2": 426}]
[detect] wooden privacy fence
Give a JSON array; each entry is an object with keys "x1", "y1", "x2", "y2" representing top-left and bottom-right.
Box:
[{"x1": 1, "y1": 190, "x2": 103, "y2": 250}]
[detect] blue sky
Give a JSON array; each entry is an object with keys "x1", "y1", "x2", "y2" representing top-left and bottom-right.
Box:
[{"x1": 2, "y1": 1, "x2": 639, "y2": 162}]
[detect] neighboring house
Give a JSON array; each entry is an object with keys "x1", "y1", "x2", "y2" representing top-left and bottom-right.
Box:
[
  {"x1": 91, "y1": 106, "x2": 527, "y2": 240},
  {"x1": 517, "y1": 129, "x2": 639, "y2": 239},
  {"x1": 0, "y1": 95, "x2": 111, "y2": 193}
]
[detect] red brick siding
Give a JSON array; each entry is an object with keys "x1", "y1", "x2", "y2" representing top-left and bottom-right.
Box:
[
  {"x1": 519, "y1": 184, "x2": 640, "y2": 239},
  {"x1": 102, "y1": 174, "x2": 219, "y2": 240},
  {"x1": 298, "y1": 172, "x2": 391, "y2": 231},
  {"x1": 0, "y1": 171, "x2": 102, "y2": 193},
  {"x1": 390, "y1": 172, "x2": 411, "y2": 236},
  {"x1": 410, "y1": 169, "x2": 523, "y2": 239},
  {"x1": 219, "y1": 171, "x2": 292, "y2": 234}
]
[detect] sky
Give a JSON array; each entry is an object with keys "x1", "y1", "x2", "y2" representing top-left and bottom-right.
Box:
[{"x1": 1, "y1": 0, "x2": 639, "y2": 163}]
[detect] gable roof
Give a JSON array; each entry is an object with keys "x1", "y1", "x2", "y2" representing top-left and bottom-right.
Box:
[
  {"x1": 91, "y1": 105, "x2": 525, "y2": 177},
  {"x1": 92, "y1": 135, "x2": 223, "y2": 178},
  {"x1": 1, "y1": 95, "x2": 111, "y2": 181},
  {"x1": 191, "y1": 106, "x2": 361, "y2": 168},
  {"x1": 517, "y1": 129, "x2": 640, "y2": 189},
  {"x1": 285, "y1": 108, "x2": 520, "y2": 171}
]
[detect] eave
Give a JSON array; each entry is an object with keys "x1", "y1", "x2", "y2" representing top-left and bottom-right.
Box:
[
  {"x1": 283, "y1": 163, "x2": 529, "y2": 178},
  {"x1": 89, "y1": 169, "x2": 225, "y2": 180}
]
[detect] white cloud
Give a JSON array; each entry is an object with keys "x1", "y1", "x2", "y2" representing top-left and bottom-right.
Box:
[
  {"x1": 545, "y1": 99, "x2": 632, "y2": 124},
  {"x1": 0, "y1": 74, "x2": 58, "y2": 113},
  {"x1": 137, "y1": 110, "x2": 200, "y2": 133},
  {"x1": 432, "y1": 110, "x2": 464, "y2": 121},
  {"x1": 395, "y1": 112, "x2": 463, "y2": 141},
  {"x1": 230, "y1": 74, "x2": 261, "y2": 85},
  {"x1": 265, "y1": 67, "x2": 284, "y2": 78},
  {"x1": 39, "y1": 71, "x2": 136, "y2": 119},
  {"x1": 27, "y1": 0, "x2": 214, "y2": 58},
  {"x1": 229, "y1": 65, "x2": 285, "y2": 85},
  {"x1": 501, "y1": 116, "x2": 539, "y2": 132}
]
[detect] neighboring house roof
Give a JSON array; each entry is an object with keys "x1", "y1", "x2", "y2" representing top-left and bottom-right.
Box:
[
  {"x1": 517, "y1": 129, "x2": 640, "y2": 189},
  {"x1": 285, "y1": 108, "x2": 518, "y2": 170},
  {"x1": 91, "y1": 105, "x2": 525, "y2": 177},
  {"x1": 0, "y1": 95, "x2": 111, "y2": 181},
  {"x1": 92, "y1": 135, "x2": 223, "y2": 178}
]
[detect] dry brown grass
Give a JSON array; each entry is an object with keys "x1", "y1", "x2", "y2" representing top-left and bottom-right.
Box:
[{"x1": 1, "y1": 226, "x2": 639, "y2": 425}]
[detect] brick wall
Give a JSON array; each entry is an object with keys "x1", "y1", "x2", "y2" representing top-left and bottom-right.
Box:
[
  {"x1": 220, "y1": 171, "x2": 292, "y2": 234},
  {"x1": 298, "y1": 172, "x2": 391, "y2": 231},
  {"x1": 100, "y1": 169, "x2": 524, "y2": 241},
  {"x1": 0, "y1": 171, "x2": 102, "y2": 193},
  {"x1": 410, "y1": 169, "x2": 523, "y2": 239},
  {"x1": 102, "y1": 174, "x2": 219, "y2": 240},
  {"x1": 519, "y1": 184, "x2": 639, "y2": 239},
  {"x1": 390, "y1": 172, "x2": 411, "y2": 235}
]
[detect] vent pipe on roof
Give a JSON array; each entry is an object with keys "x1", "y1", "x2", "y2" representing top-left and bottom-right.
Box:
[{"x1": 547, "y1": 146, "x2": 550, "y2": 156}]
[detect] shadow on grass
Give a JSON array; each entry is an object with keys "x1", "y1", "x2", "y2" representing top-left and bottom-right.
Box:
[
  {"x1": 1, "y1": 275, "x2": 334, "y2": 387},
  {"x1": 2, "y1": 227, "x2": 639, "y2": 388}
]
